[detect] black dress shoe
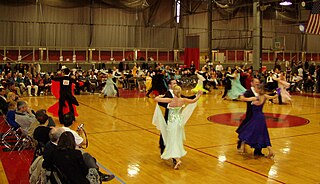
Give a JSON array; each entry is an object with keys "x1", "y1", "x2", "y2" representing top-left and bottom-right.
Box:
[
  {"x1": 253, "y1": 152, "x2": 265, "y2": 157},
  {"x1": 236, "y1": 140, "x2": 242, "y2": 149},
  {"x1": 253, "y1": 149, "x2": 265, "y2": 157},
  {"x1": 100, "y1": 173, "x2": 115, "y2": 182}
]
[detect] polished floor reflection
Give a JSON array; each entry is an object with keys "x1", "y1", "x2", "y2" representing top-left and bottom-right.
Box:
[{"x1": 1, "y1": 89, "x2": 320, "y2": 183}]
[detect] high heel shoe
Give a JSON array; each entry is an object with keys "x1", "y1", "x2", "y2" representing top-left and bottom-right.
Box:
[
  {"x1": 237, "y1": 142, "x2": 246, "y2": 153},
  {"x1": 174, "y1": 160, "x2": 182, "y2": 170},
  {"x1": 266, "y1": 152, "x2": 275, "y2": 159}
]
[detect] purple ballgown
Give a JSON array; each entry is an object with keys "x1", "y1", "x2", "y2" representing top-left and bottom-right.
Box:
[{"x1": 237, "y1": 100, "x2": 271, "y2": 149}]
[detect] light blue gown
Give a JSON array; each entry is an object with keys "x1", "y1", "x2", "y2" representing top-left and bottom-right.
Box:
[{"x1": 227, "y1": 73, "x2": 246, "y2": 100}]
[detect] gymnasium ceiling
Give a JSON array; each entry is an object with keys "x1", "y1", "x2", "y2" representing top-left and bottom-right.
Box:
[{"x1": 0, "y1": 0, "x2": 311, "y2": 22}]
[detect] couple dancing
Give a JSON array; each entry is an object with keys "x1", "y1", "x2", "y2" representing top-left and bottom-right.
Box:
[
  {"x1": 237, "y1": 78, "x2": 276, "y2": 158},
  {"x1": 152, "y1": 79, "x2": 202, "y2": 169}
]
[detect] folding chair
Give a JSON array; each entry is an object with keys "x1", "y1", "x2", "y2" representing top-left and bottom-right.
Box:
[
  {"x1": 128, "y1": 77, "x2": 137, "y2": 90},
  {"x1": 137, "y1": 77, "x2": 146, "y2": 92},
  {"x1": 1, "y1": 112, "x2": 22, "y2": 150}
]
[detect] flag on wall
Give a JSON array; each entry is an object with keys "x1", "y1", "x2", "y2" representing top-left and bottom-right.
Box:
[{"x1": 305, "y1": 0, "x2": 320, "y2": 34}]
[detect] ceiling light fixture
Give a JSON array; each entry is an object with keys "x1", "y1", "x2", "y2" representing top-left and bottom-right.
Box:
[{"x1": 280, "y1": 0, "x2": 292, "y2": 6}]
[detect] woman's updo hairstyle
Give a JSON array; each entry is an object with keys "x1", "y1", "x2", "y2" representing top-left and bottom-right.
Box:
[{"x1": 172, "y1": 85, "x2": 181, "y2": 98}]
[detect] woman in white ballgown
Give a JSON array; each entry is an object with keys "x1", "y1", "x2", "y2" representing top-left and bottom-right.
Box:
[
  {"x1": 153, "y1": 85, "x2": 202, "y2": 169},
  {"x1": 101, "y1": 72, "x2": 117, "y2": 97},
  {"x1": 277, "y1": 72, "x2": 291, "y2": 103}
]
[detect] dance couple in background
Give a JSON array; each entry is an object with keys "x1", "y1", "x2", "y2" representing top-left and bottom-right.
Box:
[
  {"x1": 101, "y1": 70, "x2": 118, "y2": 97},
  {"x1": 152, "y1": 79, "x2": 201, "y2": 169},
  {"x1": 48, "y1": 66, "x2": 79, "y2": 124},
  {"x1": 237, "y1": 78, "x2": 276, "y2": 158}
]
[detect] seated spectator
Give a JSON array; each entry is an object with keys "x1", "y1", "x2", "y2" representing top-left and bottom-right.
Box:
[
  {"x1": 24, "y1": 73, "x2": 38, "y2": 96},
  {"x1": 6, "y1": 92, "x2": 18, "y2": 104},
  {"x1": 0, "y1": 86, "x2": 8, "y2": 115},
  {"x1": 43, "y1": 129, "x2": 114, "y2": 183},
  {"x1": 36, "y1": 109, "x2": 55, "y2": 127},
  {"x1": 43, "y1": 74, "x2": 52, "y2": 95},
  {"x1": 35, "y1": 73, "x2": 45, "y2": 95},
  {"x1": 43, "y1": 131, "x2": 90, "y2": 183},
  {"x1": 15, "y1": 101, "x2": 39, "y2": 137},
  {"x1": 33, "y1": 111, "x2": 53, "y2": 146},
  {"x1": 6, "y1": 102, "x2": 20, "y2": 130},
  {"x1": 290, "y1": 73, "x2": 303, "y2": 92},
  {"x1": 6, "y1": 82, "x2": 22, "y2": 97},
  {"x1": 43, "y1": 127, "x2": 65, "y2": 161},
  {"x1": 15, "y1": 73, "x2": 26, "y2": 92},
  {"x1": 61, "y1": 112, "x2": 87, "y2": 148}
]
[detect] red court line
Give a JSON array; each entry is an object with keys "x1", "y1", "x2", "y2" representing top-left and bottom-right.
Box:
[{"x1": 79, "y1": 101, "x2": 286, "y2": 183}]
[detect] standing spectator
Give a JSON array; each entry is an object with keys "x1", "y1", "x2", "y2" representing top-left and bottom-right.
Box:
[
  {"x1": 0, "y1": 86, "x2": 8, "y2": 115},
  {"x1": 215, "y1": 61, "x2": 223, "y2": 72}
]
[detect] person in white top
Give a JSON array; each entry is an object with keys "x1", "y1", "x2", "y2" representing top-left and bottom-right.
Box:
[
  {"x1": 298, "y1": 67, "x2": 304, "y2": 77},
  {"x1": 290, "y1": 73, "x2": 303, "y2": 92},
  {"x1": 215, "y1": 62, "x2": 224, "y2": 72},
  {"x1": 61, "y1": 112, "x2": 87, "y2": 148}
]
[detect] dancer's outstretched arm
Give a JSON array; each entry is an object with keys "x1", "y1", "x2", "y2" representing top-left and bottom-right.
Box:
[
  {"x1": 154, "y1": 95, "x2": 172, "y2": 103},
  {"x1": 239, "y1": 95, "x2": 257, "y2": 102},
  {"x1": 183, "y1": 91, "x2": 202, "y2": 104}
]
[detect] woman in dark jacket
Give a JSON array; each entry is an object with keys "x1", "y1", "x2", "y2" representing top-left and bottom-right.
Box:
[{"x1": 43, "y1": 131, "x2": 89, "y2": 184}]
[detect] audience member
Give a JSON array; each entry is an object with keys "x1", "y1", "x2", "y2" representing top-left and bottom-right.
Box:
[{"x1": 15, "y1": 101, "x2": 38, "y2": 136}]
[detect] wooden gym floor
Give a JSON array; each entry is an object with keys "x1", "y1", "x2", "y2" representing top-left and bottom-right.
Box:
[{"x1": 1, "y1": 88, "x2": 320, "y2": 183}]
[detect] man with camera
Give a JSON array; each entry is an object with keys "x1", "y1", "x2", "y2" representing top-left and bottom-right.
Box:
[
  {"x1": 60, "y1": 112, "x2": 115, "y2": 182},
  {"x1": 61, "y1": 112, "x2": 87, "y2": 148}
]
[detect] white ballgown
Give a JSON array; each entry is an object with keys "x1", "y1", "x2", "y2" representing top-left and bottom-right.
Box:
[
  {"x1": 101, "y1": 78, "x2": 117, "y2": 97},
  {"x1": 152, "y1": 102, "x2": 197, "y2": 159},
  {"x1": 278, "y1": 79, "x2": 291, "y2": 103}
]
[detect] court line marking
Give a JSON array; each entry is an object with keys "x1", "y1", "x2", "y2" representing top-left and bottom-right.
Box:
[
  {"x1": 97, "y1": 162, "x2": 126, "y2": 184},
  {"x1": 79, "y1": 101, "x2": 286, "y2": 184}
]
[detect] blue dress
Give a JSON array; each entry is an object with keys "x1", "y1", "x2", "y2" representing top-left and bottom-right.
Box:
[{"x1": 237, "y1": 100, "x2": 271, "y2": 149}]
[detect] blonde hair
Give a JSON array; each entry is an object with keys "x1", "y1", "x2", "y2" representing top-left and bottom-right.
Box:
[
  {"x1": 7, "y1": 92, "x2": 16, "y2": 103},
  {"x1": 172, "y1": 85, "x2": 181, "y2": 98}
]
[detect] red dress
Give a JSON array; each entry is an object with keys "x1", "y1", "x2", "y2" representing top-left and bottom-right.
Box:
[{"x1": 47, "y1": 80, "x2": 78, "y2": 117}]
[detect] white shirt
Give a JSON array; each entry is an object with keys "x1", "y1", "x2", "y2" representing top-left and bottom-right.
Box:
[
  {"x1": 215, "y1": 64, "x2": 223, "y2": 72},
  {"x1": 298, "y1": 68, "x2": 303, "y2": 77},
  {"x1": 251, "y1": 87, "x2": 258, "y2": 97},
  {"x1": 266, "y1": 76, "x2": 273, "y2": 83},
  {"x1": 0, "y1": 95, "x2": 6, "y2": 101},
  {"x1": 169, "y1": 89, "x2": 174, "y2": 97},
  {"x1": 62, "y1": 127, "x2": 83, "y2": 146},
  {"x1": 292, "y1": 75, "x2": 302, "y2": 82}
]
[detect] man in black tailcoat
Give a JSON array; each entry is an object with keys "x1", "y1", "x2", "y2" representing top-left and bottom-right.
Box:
[{"x1": 52, "y1": 66, "x2": 79, "y2": 124}]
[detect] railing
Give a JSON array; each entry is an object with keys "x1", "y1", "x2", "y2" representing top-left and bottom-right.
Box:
[{"x1": 1, "y1": 46, "x2": 319, "y2": 65}]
